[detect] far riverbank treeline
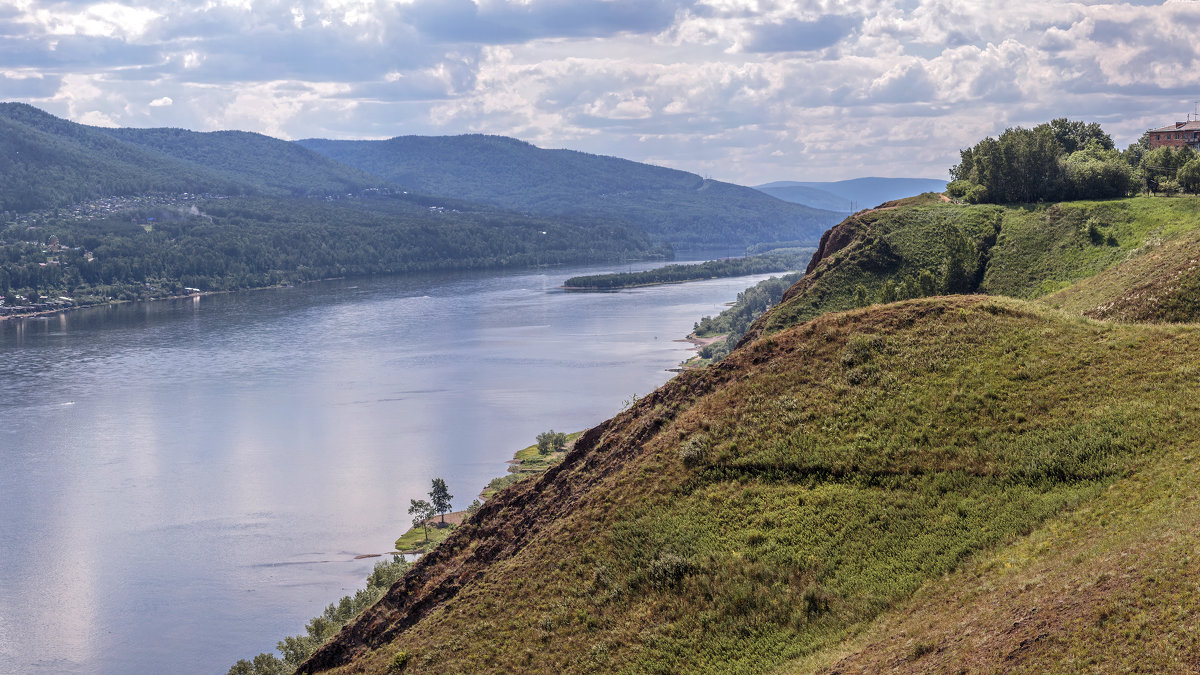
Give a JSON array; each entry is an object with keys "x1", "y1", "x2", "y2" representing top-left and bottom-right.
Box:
[
  {"x1": 562, "y1": 251, "x2": 810, "y2": 290},
  {"x1": 0, "y1": 195, "x2": 666, "y2": 313}
]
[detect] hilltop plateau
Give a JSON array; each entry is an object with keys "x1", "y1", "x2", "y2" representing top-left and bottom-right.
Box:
[{"x1": 281, "y1": 192, "x2": 1200, "y2": 674}]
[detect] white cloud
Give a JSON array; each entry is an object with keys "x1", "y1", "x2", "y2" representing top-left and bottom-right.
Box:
[{"x1": 6, "y1": 1, "x2": 1200, "y2": 182}]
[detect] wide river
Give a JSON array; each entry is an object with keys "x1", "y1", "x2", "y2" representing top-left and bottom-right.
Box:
[{"x1": 0, "y1": 261, "x2": 783, "y2": 674}]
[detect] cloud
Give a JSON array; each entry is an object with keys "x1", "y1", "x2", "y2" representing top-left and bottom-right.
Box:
[
  {"x1": 743, "y1": 15, "x2": 860, "y2": 53},
  {"x1": 401, "y1": 0, "x2": 688, "y2": 44},
  {"x1": 6, "y1": 1, "x2": 1200, "y2": 183}
]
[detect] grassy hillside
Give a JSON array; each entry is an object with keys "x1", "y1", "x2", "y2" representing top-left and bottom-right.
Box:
[
  {"x1": 271, "y1": 193, "x2": 1200, "y2": 674},
  {"x1": 298, "y1": 135, "x2": 843, "y2": 248},
  {"x1": 298, "y1": 296, "x2": 1200, "y2": 674},
  {"x1": 756, "y1": 196, "x2": 1200, "y2": 337}
]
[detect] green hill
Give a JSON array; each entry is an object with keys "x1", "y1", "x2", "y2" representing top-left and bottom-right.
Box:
[
  {"x1": 297, "y1": 135, "x2": 843, "y2": 248},
  {"x1": 0, "y1": 105, "x2": 673, "y2": 306},
  {"x1": 0, "y1": 103, "x2": 247, "y2": 212},
  {"x1": 101, "y1": 127, "x2": 385, "y2": 197},
  {"x1": 272, "y1": 195, "x2": 1200, "y2": 674}
]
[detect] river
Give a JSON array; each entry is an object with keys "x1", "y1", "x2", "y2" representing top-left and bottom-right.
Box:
[{"x1": 0, "y1": 261, "x2": 784, "y2": 674}]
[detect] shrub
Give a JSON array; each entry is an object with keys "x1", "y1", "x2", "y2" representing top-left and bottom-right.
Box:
[
  {"x1": 802, "y1": 584, "x2": 832, "y2": 616},
  {"x1": 945, "y1": 179, "x2": 975, "y2": 199},
  {"x1": 646, "y1": 553, "x2": 692, "y2": 590},
  {"x1": 678, "y1": 434, "x2": 710, "y2": 467},
  {"x1": 388, "y1": 650, "x2": 411, "y2": 672}
]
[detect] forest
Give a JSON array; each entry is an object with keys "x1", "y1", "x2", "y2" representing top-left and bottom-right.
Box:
[
  {"x1": 0, "y1": 195, "x2": 663, "y2": 310},
  {"x1": 298, "y1": 135, "x2": 841, "y2": 248},
  {"x1": 562, "y1": 252, "x2": 808, "y2": 290}
]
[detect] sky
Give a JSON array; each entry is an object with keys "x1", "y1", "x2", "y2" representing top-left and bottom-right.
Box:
[{"x1": 3, "y1": 0, "x2": 1199, "y2": 185}]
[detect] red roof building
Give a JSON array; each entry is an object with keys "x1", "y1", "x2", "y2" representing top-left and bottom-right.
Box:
[{"x1": 1148, "y1": 120, "x2": 1200, "y2": 150}]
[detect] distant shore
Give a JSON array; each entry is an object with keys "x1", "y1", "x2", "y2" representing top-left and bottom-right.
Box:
[{"x1": 0, "y1": 278, "x2": 346, "y2": 323}]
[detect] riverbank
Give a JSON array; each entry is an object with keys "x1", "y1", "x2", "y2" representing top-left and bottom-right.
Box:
[
  {"x1": 0, "y1": 278, "x2": 342, "y2": 323},
  {"x1": 392, "y1": 432, "x2": 580, "y2": 555},
  {"x1": 670, "y1": 332, "x2": 727, "y2": 371}
]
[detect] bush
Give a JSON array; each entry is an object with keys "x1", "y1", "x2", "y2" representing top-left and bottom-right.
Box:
[
  {"x1": 802, "y1": 584, "x2": 832, "y2": 616},
  {"x1": 536, "y1": 429, "x2": 567, "y2": 455},
  {"x1": 945, "y1": 179, "x2": 975, "y2": 199},
  {"x1": 389, "y1": 649, "x2": 411, "y2": 672},
  {"x1": 678, "y1": 434, "x2": 710, "y2": 467},
  {"x1": 646, "y1": 553, "x2": 692, "y2": 590}
]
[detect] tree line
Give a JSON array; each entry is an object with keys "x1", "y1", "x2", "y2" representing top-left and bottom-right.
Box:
[
  {"x1": 564, "y1": 252, "x2": 808, "y2": 290},
  {"x1": 0, "y1": 195, "x2": 664, "y2": 308},
  {"x1": 947, "y1": 117, "x2": 1200, "y2": 204}
]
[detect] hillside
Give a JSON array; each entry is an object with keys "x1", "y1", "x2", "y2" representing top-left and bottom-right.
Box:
[
  {"x1": 283, "y1": 195, "x2": 1200, "y2": 674},
  {"x1": 753, "y1": 196, "x2": 1200, "y2": 338},
  {"x1": 0, "y1": 105, "x2": 676, "y2": 310},
  {"x1": 756, "y1": 178, "x2": 947, "y2": 211},
  {"x1": 0, "y1": 103, "x2": 247, "y2": 212},
  {"x1": 100, "y1": 127, "x2": 385, "y2": 197},
  {"x1": 297, "y1": 135, "x2": 843, "y2": 248}
]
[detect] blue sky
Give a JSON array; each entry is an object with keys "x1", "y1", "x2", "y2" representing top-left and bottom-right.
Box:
[{"x1": 2, "y1": 0, "x2": 1198, "y2": 184}]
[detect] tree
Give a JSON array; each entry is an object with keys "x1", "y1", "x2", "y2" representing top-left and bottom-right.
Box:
[
  {"x1": 408, "y1": 498, "x2": 434, "y2": 542},
  {"x1": 1059, "y1": 145, "x2": 1133, "y2": 200},
  {"x1": 429, "y1": 478, "x2": 453, "y2": 525},
  {"x1": 536, "y1": 429, "x2": 567, "y2": 455},
  {"x1": 1178, "y1": 159, "x2": 1200, "y2": 194},
  {"x1": 1039, "y1": 118, "x2": 1113, "y2": 153}
]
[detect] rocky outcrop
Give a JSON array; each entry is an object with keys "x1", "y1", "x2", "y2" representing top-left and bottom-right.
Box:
[{"x1": 804, "y1": 215, "x2": 863, "y2": 275}]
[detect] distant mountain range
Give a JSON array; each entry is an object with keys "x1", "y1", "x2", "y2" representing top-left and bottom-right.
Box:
[
  {"x1": 755, "y1": 177, "x2": 948, "y2": 212},
  {"x1": 299, "y1": 135, "x2": 843, "y2": 247},
  {"x1": 0, "y1": 102, "x2": 844, "y2": 249}
]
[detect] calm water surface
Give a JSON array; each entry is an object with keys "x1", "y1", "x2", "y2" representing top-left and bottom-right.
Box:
[{"x1": 0, "y1": 261, "x2": 781, "y2": 674}]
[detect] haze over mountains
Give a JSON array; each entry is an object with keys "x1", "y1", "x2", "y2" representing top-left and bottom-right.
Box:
[
  {"x1": 0, "y1": 103, "x2": 844, "y2": 250},
  {"x1": 755, "y1": 177, "x2": 949, "y2": 212}
]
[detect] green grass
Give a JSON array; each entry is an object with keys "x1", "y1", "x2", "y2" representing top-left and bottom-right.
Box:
[
  {"x1": 323, "y1": 297, "x2": 1200, "y2": 674},
  {"x1": 759, "y1": 196, "x2": 1200, "y2": 338},
  {"x1": 758, "y1": 203, "x2": 1004, "y2": 334},
  {"x1": 394, "y1": 522, "x2": 456, "y2": 554},
  {"x1": 981, "y1": 197, "x2": 1200, "y2": 299}
]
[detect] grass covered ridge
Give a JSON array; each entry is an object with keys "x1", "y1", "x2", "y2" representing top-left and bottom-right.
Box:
[
  {"x1": 756, "y1": 196, "x2": 1200, "y2": 339},
  {"x1": 302, "y1": 296, "x2": 1200, "y2": 673}
]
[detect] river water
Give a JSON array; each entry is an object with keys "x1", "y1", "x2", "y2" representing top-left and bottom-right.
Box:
[{"x1": 0, "y1": 261, "x2": 782, "y2": 674}]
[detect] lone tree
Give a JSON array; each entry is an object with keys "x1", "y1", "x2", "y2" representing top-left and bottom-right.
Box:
[
  {"x1": 429, "y1": 478, "x2": 453, "y2": 525},
  {"x1": 536, "y1": 430, "x2": 568, "y2": 455},
  {"x1": 408, "y1": 498, "x2": 434, "y2": 542}
]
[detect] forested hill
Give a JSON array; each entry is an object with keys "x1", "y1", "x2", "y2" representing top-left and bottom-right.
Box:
[
  {"x1": 100, "y1": 127, "x2": 384, "y2": 197},
  {"x1": 297, "y1": 135, "x2": 843, "y2": 248},
  {"x1": 0, "y1": 103, "x2": 248, "y2": 212}
]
